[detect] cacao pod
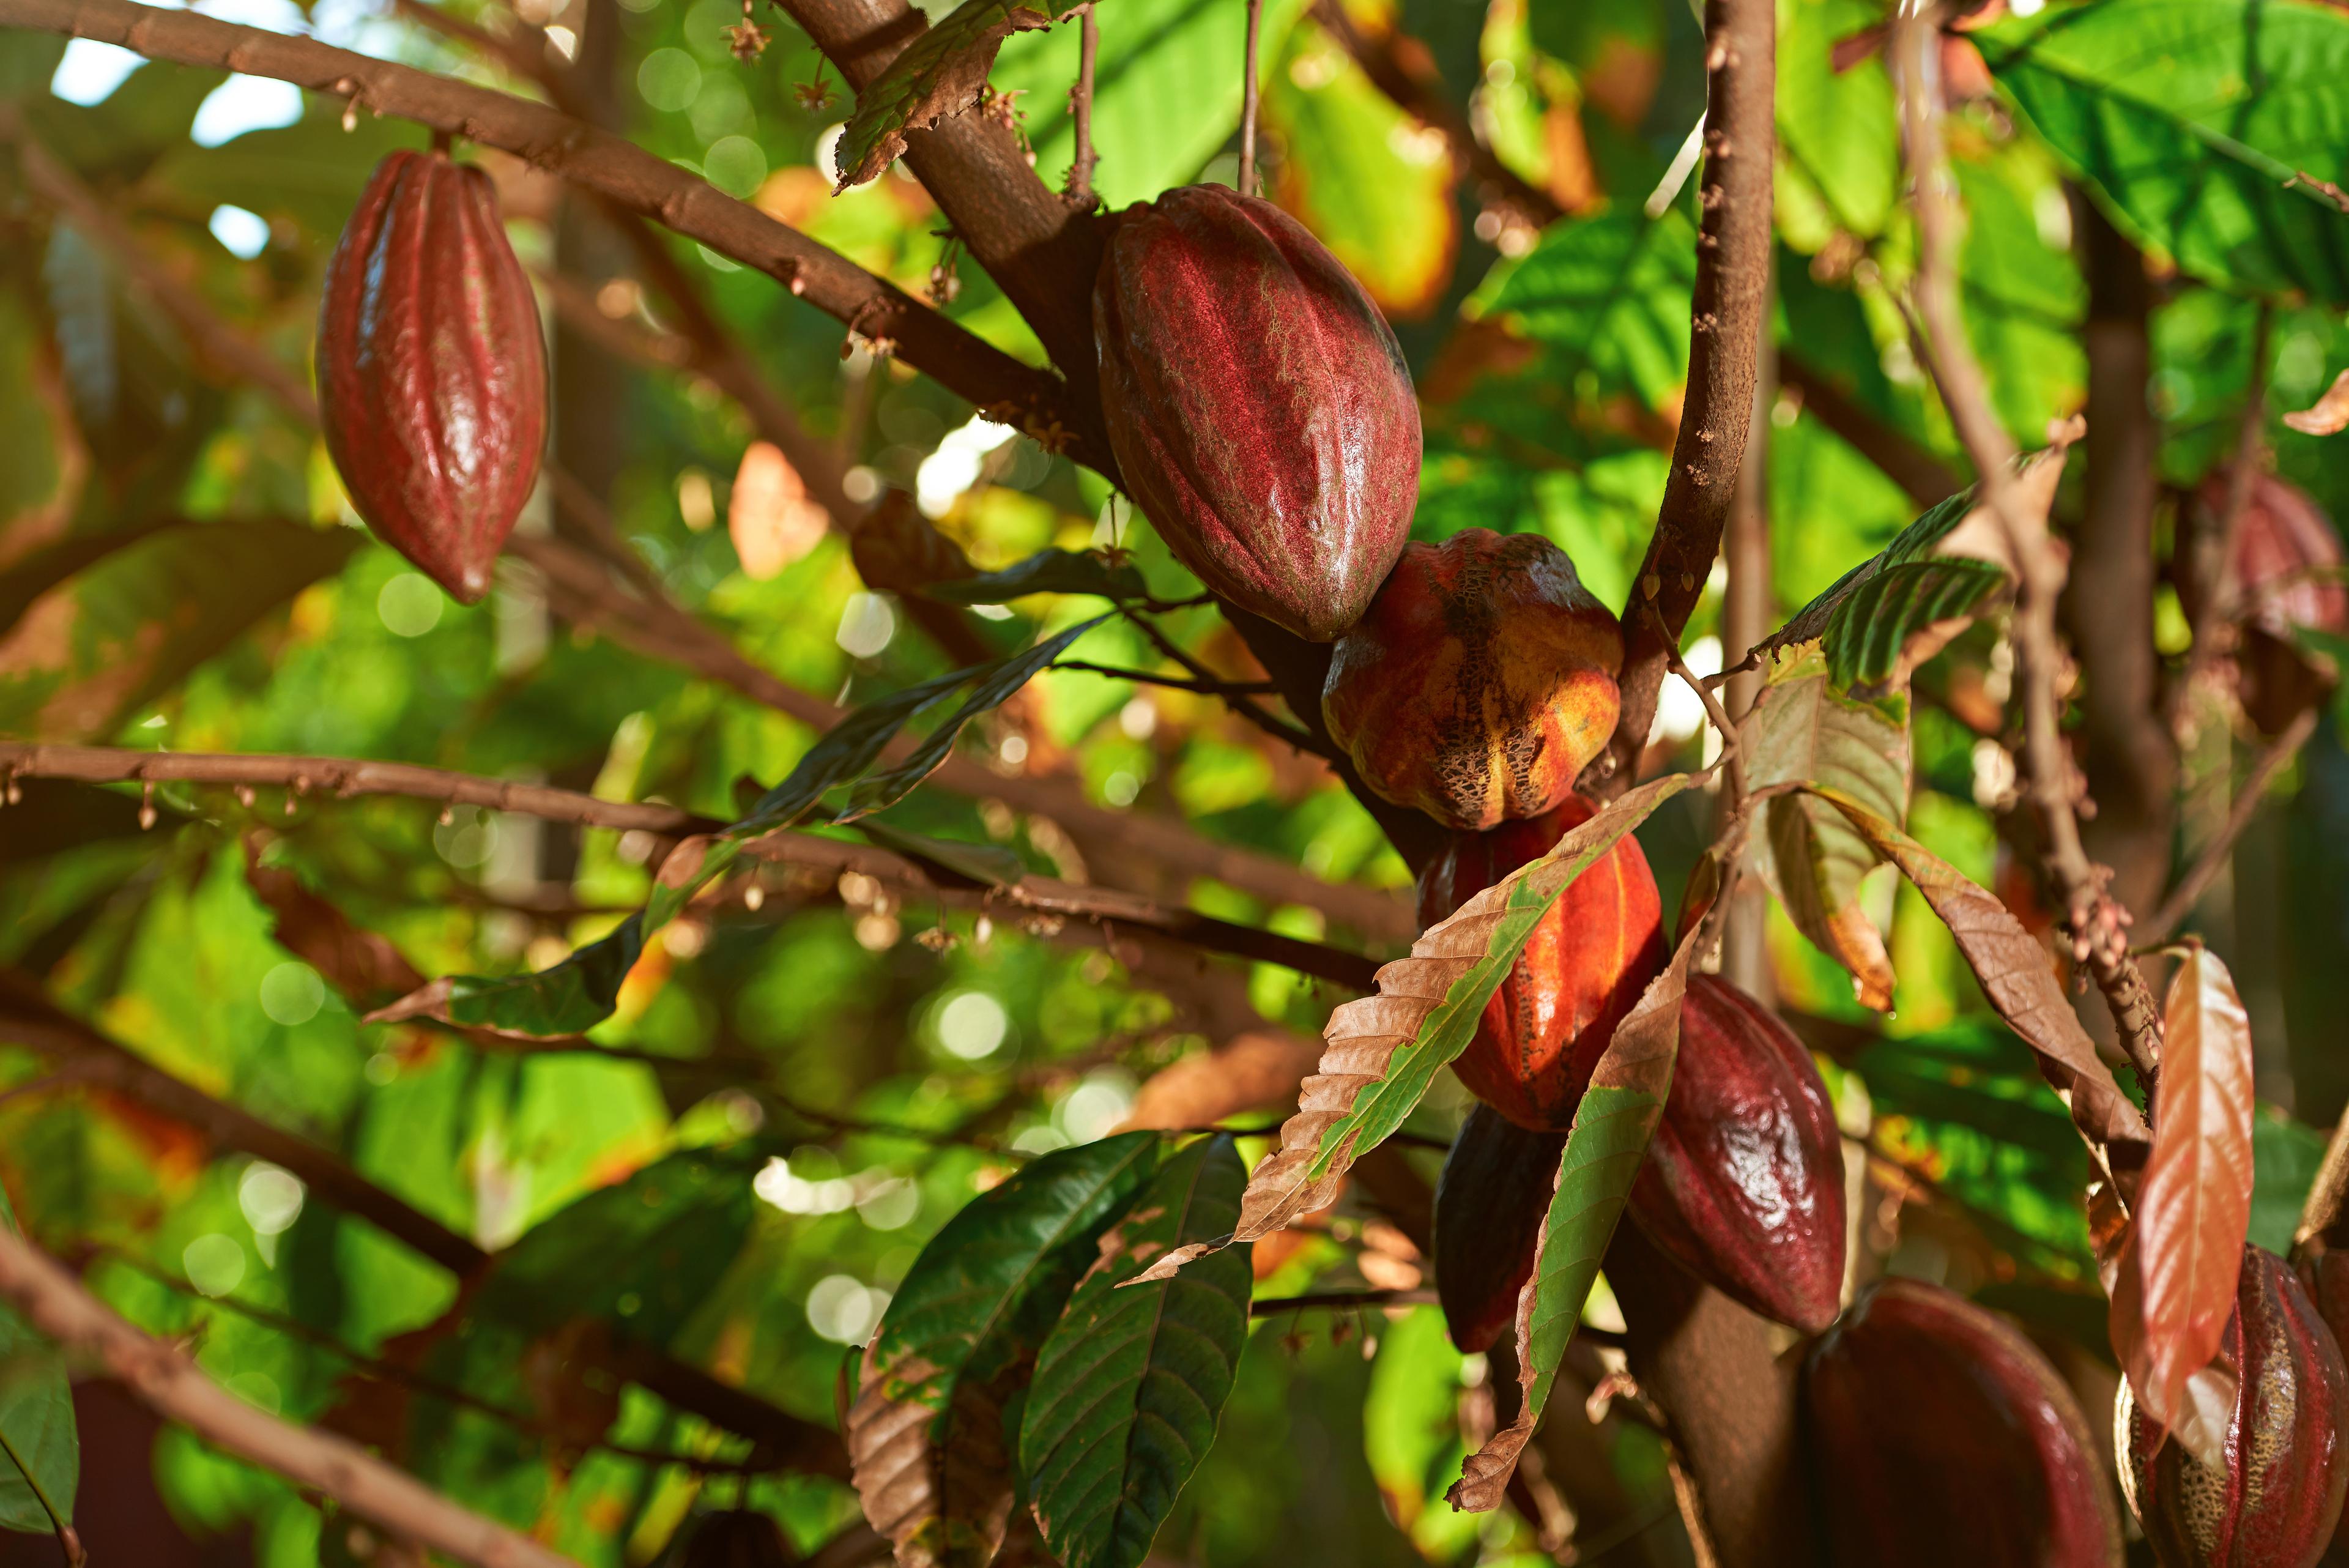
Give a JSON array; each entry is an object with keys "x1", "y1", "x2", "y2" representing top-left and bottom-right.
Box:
[
  {"x1": 2122, "y1": 1244, "x2": 2349, "y2": 1568},
  {"x1": 1804, "y1": 1276, "x2": 2124, "y2": 1567},
  {"x1": 1416, "y1": 791, "x2": 1667, "y2": 1131},
  {"x1": 1094, "y1": 185, "x2": 1418, "y2": 642},
  {"x1": 317, "y1": 149, "x2": 547, "y2": 604},
  {"x1": 1626, "y1": 975, "x2": 1846, "y2": 1332},
  {"x1": 1434, "y1": 1102, "x2": 1565, "y2": 1352},
  {"x1": 1323, "y1": 529, "x2": 1622, "y2": 829}
]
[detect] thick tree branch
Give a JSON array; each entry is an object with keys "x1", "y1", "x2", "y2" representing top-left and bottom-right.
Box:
[
  {"x1": 0, "y1": 1225, "x2": 577, "y2": 1568},
  {"x1": 0, "y1": 0, "x2": 1097, "y2": 458},
  {"x1": 0, "y1": 741, "x2": 1386, "y2": 987},
  {"x1": 0, "y1": 970, "x2": 848, "y2": 1473},
  {"x1": 1594, "y1": 0, "x2": 1775, "y2": 795},
  {"x1": 1894, "y1": 19, "x2": 2162, "y2": 1086}
]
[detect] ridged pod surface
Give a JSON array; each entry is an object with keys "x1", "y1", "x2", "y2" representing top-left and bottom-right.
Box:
[
  {"x1": 1324, "y1": 529, "x2": 1622, "y2": 829},
  {"x1": 1805, "y1": 1277, "x2": 2123, "y2": 1567},
  {"x1": 1416, "y1": 791, "x2": 1666, "y2": 1130},
  {"x1": 317, "y1": 149, "x2": 547, "y2": 603},
  {"x1": 2123, "y1": 1245, "x2": 2349, "y2": 1568},
  {"x1": 1626, "y1": 976, "x2": 1845, "y2": 1332},
  {"x1": 1094, "y1": 186, "x2": 1418, "y2": 641},
  {"x1": 1433, "y1": 1102, "x2": 1565, "y2": 1352}
]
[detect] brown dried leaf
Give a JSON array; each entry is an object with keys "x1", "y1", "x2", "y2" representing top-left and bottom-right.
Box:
[
  {"x1": 2283, "y1": 368, "x2": 2349, "y2": 436},
  {"x1": 242, "y1": 836, "x2": 425, "y2": 1006},
  {"x1": 1813, "y1": 788, "x2": 2150, "y2": 1161},
  {"x1": 1118, "y1": 1030, "x2": 1325, "y2": 1132},
  {"x1": 2121, "y1": 948, "x2": 2254, "y2": 1465}
]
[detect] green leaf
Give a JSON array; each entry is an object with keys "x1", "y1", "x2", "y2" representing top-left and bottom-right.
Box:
[
  {"x1": 1778, "y1": 0, "x2": 1901, "y2": 239},
  {"x1": 1127, "y1": 774, "x2": 1690, "y2": 1285},
  {"x1": 834, "y1": 0, "x2": 1074, "y2": 191},
  {"x1": 856, "y1": 820, "x2": 1027, "y2": 887},
  {"x1": 392, "y1": 617, "x2": 1108, "y2": 1037},
  {"x1": 1981, "y1": 0, "x2": 2349, "y2": 304},
  {"x1": 0, "y1": 1186, "x2": 75, "y2": 1538},
  {"x1": 1020, "y1": 1136, "x2": 1251, "y2": 1568},
  {"x1": 1826, "y1": 557, "x2": 2009, "y2": 693},
  {"x1": 0, "y1": 518, "x2": 360, "y2": 741},
  {"x1": 1743, "y1": 643, "x2": 1911, "y2": 1010},
  {"x1": 850, "y1": 1133, "x2": 1160, "y2": 1568},
  {"x1": 917, "y1": 550, "x2": 1149, "y2": 605}
]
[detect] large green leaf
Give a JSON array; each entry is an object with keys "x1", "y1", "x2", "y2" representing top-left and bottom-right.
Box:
[
  {"x1": 0, "y1": 1186, "x2": 74, "y2": 1540},
  {"x1": 0, "y1": 518, "x2": 360, "y2": 740},
  {"x1": 1744, "y1": 643, "x2": 1911, "y2": 1010},
  {"x1": 850, "y1": 1133, "x2": 1160, "y2": 1568},
  {"x1": 385, "y1": 615, "x2": 1110, "y2": 1037},
  {"x1": 1778, "y1": 0, "x2": 1901, "y2": 240},
  {"x1": 1982, "y1": 0, "x2": 2349, "y2": 303},
  {"x1": 1020, "y1": 1135, "x2": 1251, "y2": 1568}
]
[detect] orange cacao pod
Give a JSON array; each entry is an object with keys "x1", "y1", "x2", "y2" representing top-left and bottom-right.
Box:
[
  {"x1": 1805, "y1": 1277, "x2": 2123, "y2": 1567},
  {"x1": 1433, "y1": 1102, "x2": 1564, "y2": 1352},
  {"x1": 1094, "y1": 186, "x2": 1419, "y2": 641},
  {"x1": 317, "y1": 149, "x2": 547, "y2": 604},
  {"x1": 2123, "y1": 1245, "x2": 2349, "y2": 1568},
  {"x1": 1416, "y1": 792, "x2": 1667, "y2": 1131},
  {"x1": 1324, "y1": 529, "x2": 1622, "y2": 829},
  {"x1": 1626, "y1": 976, "x2": 1845, "y2": 1332}
]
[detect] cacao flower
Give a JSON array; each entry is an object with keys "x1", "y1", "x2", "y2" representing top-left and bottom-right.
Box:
[
  {"x1": 2123, "y1": 1244, "x2": 2349, "y2": 1568},
  {"x1": 317, "y1": 149, "x2": 547, "y2": 604},
  {"x1": 1434, "y1": 1102, "x2": 1565, "y2": 1352},
  {"x1": 1324, "y1": 529, "x2": 1622, "y2": 830},
  {"x1": 1626, "y1": 976, "x2": 1846, "y2": 1332},
  {"x1": 1416, "y1": 790, "x2": 1667, "y2": 1131},
  {"x1": 1094, "y1": 185, "x2": 1419, "y2": 641},
  {"x1": 1805, "y1": 1276, "x2": 2124, "y2": 1567}
]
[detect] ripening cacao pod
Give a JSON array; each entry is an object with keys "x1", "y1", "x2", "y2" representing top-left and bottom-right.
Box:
[
  {"x1": 318, "y1": 149, "x2": 547, "y2": 604},
  {"x1": 673, "y1": 1508, "x2": 793, "y2": 1567},
  {"x1": 1804, "y1": 1276, "x2": 2124, "y2": 1567},
  {"x1": 1626, "y1": 975, "x2": 1846, "y2": 1332},
  {"x1": 1324, "y1": 529, "x2": 1622, "y2": 830},
  {"x1": 1434, "y1": 1102, "x2": 1565, "y2": 1352},
  {"x1": 2121, "y1": 1244, "x2": 2349, "y2": 1568},
  {"x1": 1416, "y1": 791, "x2": 1667, "y2": 1131},
  {"x1": 1094, "y1": 185, "x2": 1419, "y2": 641}
]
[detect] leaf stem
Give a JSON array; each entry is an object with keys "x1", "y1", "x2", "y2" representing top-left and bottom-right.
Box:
[
  {"x1": 0, "y1": 1425, "x2": 80, "y2": 1567},
  {"x1": 1238, "y1": 0, "x2": 1263, "y2": 195}
]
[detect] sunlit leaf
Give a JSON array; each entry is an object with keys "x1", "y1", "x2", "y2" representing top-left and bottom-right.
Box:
[
  {"x1": 850, "y1": 1133, "x2": 1159, "y2": 1568},
  {"x1": 2284, "y1": 368, "x2": 2349, "y2": 437},
  {"x1": 1020, "y1": 1135, "x2": 1250, "y2": 1568},
  {"x1": 0, "y1": 1185, "x2": 75, "y2": 1539}
]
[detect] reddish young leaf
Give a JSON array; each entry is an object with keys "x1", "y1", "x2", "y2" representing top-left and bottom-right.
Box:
[
  {"x1": 2121, "y1": 947, "x2": 2255, "y2": 1466},
  {"x1": 2283, "y1": 368, "x2": 2349, "y2": 436}
]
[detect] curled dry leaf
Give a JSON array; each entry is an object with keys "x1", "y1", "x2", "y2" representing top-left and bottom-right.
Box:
[
  {"x1": 2115, "y1": 947, "x2": 2254, "y2": 1467},
  {"x1": 1125, "y1": 774, "x2": 1692, "y2": 1286},
  {"x1": 2283, "y1": 368, "x2": 2349, "y2": 436},
  {"x1": 1118, "y1": 1031, "x2": 1326, "y2": 1134}
]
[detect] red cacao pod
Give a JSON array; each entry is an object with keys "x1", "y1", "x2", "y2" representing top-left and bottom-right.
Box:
[
  {"x1": 2123, "y1": 1245, "x2": 2349, "y2": 1568},
  {"x1": 1323, "y1": 529, "x2": 1622, "y2": 830},
  {"x1": 1416, "y1": 791, "x2": 1667, "y2": 1131},
  {"x1": 1626, "y1": 976, "x2": 1846, "y2": 1332},
  {"x1": 1804, "y1": 1276, "x2": 2124, "y2": 1567},
  {"x1": 1434, "y1": 1102, "x2": 1565, "y2": 1352},
  {"x1": 2208, "y1": 469, "x2": 2349, "y2": 640},
  {"x1": 1094, "y1": 186, "x2": 1418, "y2": 641},
  {"x1": 317, "y1": 149, "x2": 547, "y2": 604}
]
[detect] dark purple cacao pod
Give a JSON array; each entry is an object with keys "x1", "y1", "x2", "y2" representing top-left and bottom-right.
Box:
[
  {"x1": 1324, "y1": 529, "x2": 1623, "y2": 829},
  {"x1": 1434, "y1": 1101, "x2": 1565, "y2": 1352},
  {"x1": 1626, "y1": 976, "x2": 1846, "y2": 1332},
  {"x1": 2123, "y1": 1245, "x2": 2349, "y2": 1568},
  {"x1": 317, "y1": 149, "x2": 547, "y2": 604},
  {"x1": 1805, "y1": 1276, "x2": 2124, "y2": 1567},
  {"x1": 1094, "y1": 185, "x2": 1419, "y2": 641},
  {"x1": 1416, "y1": 792, "x2": 1667, "y2": 1130}
]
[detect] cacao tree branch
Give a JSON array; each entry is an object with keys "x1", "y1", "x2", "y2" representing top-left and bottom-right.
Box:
[
  {"x1": 1065, "y1": 2, "x2": 1097, "y2": 205},
  {"x1": 2142, "y1": 704, "x2": 2318, "y2": 945},
  {"x1": 1890, "y1": 15, "x2": 2163, "y2": 1088},
  {"x1": 1594, "y1": 0, "x2": 1776, "y2": 796},
  {"x1": 0, "y1": 969, "x2": 850, "y2": 1474},
  {"x1": 0, "y1": 741, "x2": 1386, "y2": 987},
  {"x1": 0, "y1": 0, "x2": 1099, "y2": 460},
  {"x1": 0, "y1": 1224, "x2": 581, "y2": 1568}
]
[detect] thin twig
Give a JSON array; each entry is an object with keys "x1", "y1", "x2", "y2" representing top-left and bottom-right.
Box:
[
  {"x1": 2172, "y1": 303, "x2": 2273, "y2": 732},
  {"x1": 0, "y1": 1225, "x2": 581, "y2": 1568},
  {"x1": 1049, "y1": 660, "x2": 1280, "y2": 696},
  {"x1": 1064, "y1": 3, "x2": 1097, "y2": 206},
  {"x1": 1238, "y1": 0, "x2": 1264, "y2": 196},
  {"x1": 1663, "y1": 631, "x2": 1746, "y2": 804},
  {"x1": 1888, "y1": 7, "x2": 2162, "y2": 1089},
  {"x1": 2143, "y1": 705, "x2": 2317, "y2": 943},
  {"x1": 2299, "y1": 1112, "x2": 2349, "y2": 1250},
  {"x1": 1249, "y1": 1287, "x2": 1436, "y2": 1316},
  {"x1": 1116, "y1": 606, "x2": 1335, "y2": 759}
]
